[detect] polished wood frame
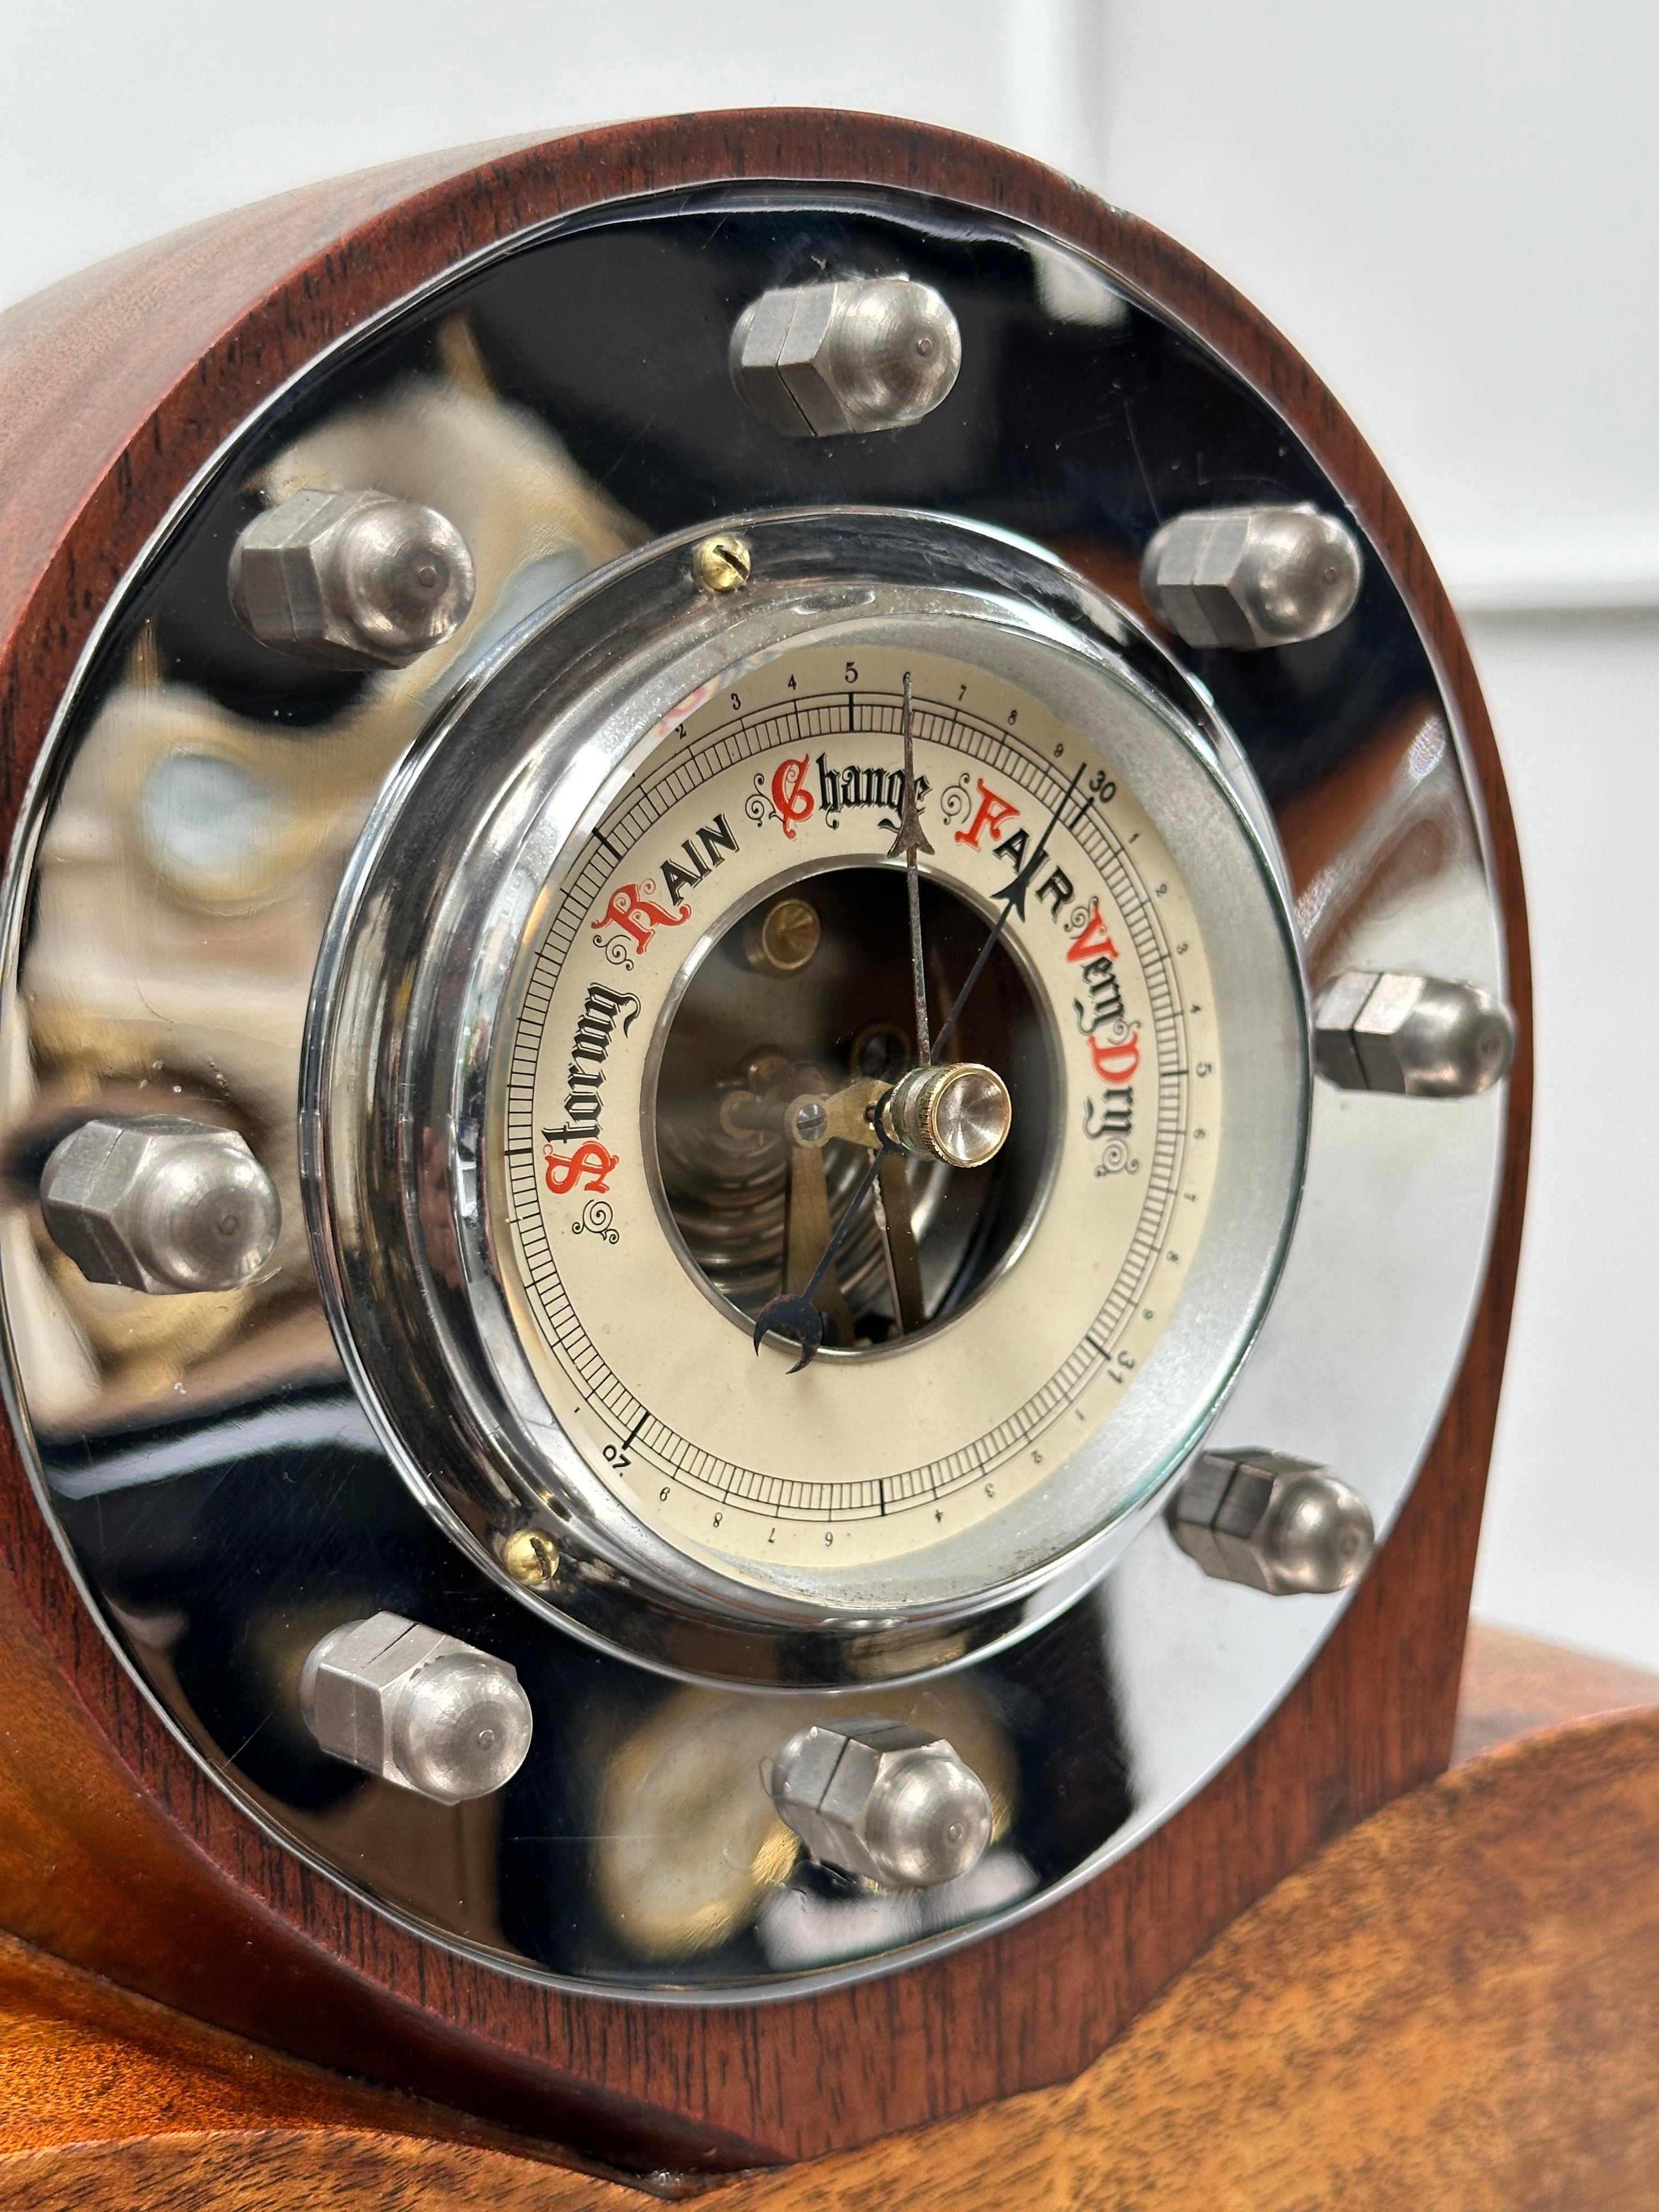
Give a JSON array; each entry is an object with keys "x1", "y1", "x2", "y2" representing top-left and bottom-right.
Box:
[{"x1": 0, "y1": 112, "x2": 1532, "y2": 2176}]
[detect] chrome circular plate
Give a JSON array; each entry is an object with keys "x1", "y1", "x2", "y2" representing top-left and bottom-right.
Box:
[
  {"x1": 0, "y1": 183, "x2": 1508, "y2": 1999},
  {"x1": 304, "y1": 509, "x2": 1308, "y2": 1682}
]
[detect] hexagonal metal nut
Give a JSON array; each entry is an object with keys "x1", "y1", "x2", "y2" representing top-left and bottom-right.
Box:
[
  {"x1": 1169, "y1": 1449, "x2": 1375, "y2": 1595},
  {"x1": 299, "y1": 1612, "x2": 533, "y2": 1804},
  {"x1": 730, "y1": 276, "x2": 962, "y2": 438},
  {"x1": 763, "y1": 1717, "x2": 992, "y2": 1888},
  {"x1": 1140, "y1": 503, "x2": 1363, "y2": 649},
  {"x1": 39, "y1": 1115, "x2": 281, "y2": 1295},
  {"x1": 228, "y1": 486, "x2": 476, "y2": 669},
  {"x1": 1314, "y1": 969, "x2": 1516, "y2": 1097}
]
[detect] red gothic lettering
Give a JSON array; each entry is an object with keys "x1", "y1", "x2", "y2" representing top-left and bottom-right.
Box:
[
  {"x1": 953, "y1": 778, "x2": 1020, "y2": 851},
  {"x1": 544, "y1": 1141, "x2": 620, "y2": 1195},
  {"x1": 1088, "y1": 1033, "x2": 1141, "y2": 1086},
  {"x1": 591, "y1": 882, "x2": 691, "y2": 954},
  {"x1": 771, "y1": 754, "x2": 814, "y2": 839},
  {"x1": 1066, "y1": 898, "x2": 1120, "y2": 964}
]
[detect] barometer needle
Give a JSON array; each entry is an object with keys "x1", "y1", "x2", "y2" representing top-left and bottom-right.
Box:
[
  {"x1": 930, "y1": 759, "x2": 1087, "y2": 1062},
  {"x1": 756, "y1": 702, "x2": 1073, "y2": 1376},
  {"x1": 888, "y1": 672, "x2": 934, "y2": 1061}
]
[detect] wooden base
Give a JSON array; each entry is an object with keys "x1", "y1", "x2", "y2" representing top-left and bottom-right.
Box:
[
  {"x1": 1452, "y1": 1623, "x2": 1659, "y2": 1762},
  {"x1": 0, "y1": 1627, "x2": 1652, "y2": 2210}
]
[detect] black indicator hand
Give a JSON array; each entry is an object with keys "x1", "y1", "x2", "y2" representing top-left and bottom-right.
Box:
[
  {"x1": 887, "y1": 671, "x2": 935, "y2": 1062},
  {"x1": 756, "y1": 718, "x2": 1071, "y2": 1376},
  {"x1": 930, "y1": 760, "x2": 1087, "y2": 1062},
  {"x1": 757, "y1": 676, "x2": 935, "y2": 1372}
]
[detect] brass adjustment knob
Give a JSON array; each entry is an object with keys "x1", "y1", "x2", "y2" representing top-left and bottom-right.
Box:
[{"x1": 879, "y1": 1063, "x2": 1012, "y2": 1168}]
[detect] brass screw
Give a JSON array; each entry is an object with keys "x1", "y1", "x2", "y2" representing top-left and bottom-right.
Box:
[
  {"x1": 692, "y1": 533, "x2": 752, "y2": 594},
  {"x1": 743, "y1": 895, "x2": 822, "y2": 978},
  {"x1": 499, "y1": 1528, "x2": 559, "y2": 1588}
]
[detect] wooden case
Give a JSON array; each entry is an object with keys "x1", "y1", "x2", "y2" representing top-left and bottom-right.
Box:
[{"x1": 0, "y1": 112, "x2": 1530, "y2": 2177}]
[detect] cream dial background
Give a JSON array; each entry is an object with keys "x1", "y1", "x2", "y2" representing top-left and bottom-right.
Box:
[{"x1": 491, "y1": 642, "x2": 1222, "y2": 1588}]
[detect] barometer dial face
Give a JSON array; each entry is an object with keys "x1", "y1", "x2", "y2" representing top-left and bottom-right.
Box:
[
  {"x1": 491, "y1": 641, "x2": 1222, "y2": 1588},
  {"x1": 307, "y1": 507, "x2": 1307, "y2": 1673}
]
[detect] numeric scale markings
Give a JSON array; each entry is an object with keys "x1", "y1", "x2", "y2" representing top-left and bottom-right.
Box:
[{"x1": 499, "y1": 680, "x2": 1200, "y2": 1525}]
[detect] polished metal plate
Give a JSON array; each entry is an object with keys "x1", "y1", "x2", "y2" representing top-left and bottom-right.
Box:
[{"x1": 0, "y1": 185, "x2": 1506, "y2": 1997}]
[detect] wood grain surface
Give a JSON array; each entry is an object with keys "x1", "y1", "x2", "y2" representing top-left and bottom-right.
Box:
[
  {"x1": 1454, "y1": 1621, "x2": 1659, "y2": 1763},
  {"x1": 0, "y1": 1928, "x2": 618, "y2": 2193},
  {"x1": 3, "y1": 1679, "x2": 1656, "y2": 2210},
  {"x1": 0, "y1": 112, "x2": 1533, "y2": 2169}
]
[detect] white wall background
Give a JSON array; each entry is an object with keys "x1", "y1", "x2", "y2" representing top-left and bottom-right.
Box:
[{"x1": 2, "y1": 1, "x2": 1654, "y2": 1667}]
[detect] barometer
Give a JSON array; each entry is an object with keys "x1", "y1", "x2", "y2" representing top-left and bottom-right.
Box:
[
  {"x1": 311, "y1": 510, "x2": 1304, "y2": 1675},
  {"x1": 0, "y1": 111, "x2": 1526, "y2": 2174}
]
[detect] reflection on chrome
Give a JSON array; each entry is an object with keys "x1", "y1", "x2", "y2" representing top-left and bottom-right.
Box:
[
  {"x1": 0, "y1": 198, "x2": 1511, "y2": 2001},
  {"x1": 3, "y1": 320, "x2": 645, "y2": 1440}
]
